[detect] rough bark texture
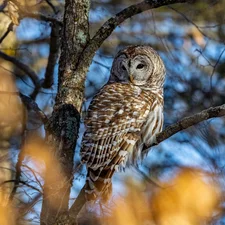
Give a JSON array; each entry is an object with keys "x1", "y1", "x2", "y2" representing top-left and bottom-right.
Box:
[{"x1": 40, "y1": 0, "x2": 90, "y2": 224}]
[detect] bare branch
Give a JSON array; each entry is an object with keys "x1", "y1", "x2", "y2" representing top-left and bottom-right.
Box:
[
  {"x1": 19, "y1": 93, "x2": 48, "y2": 124},
  {"x1": 0, "y1": 22, "x2": 13, "y2": 44},
  {"x1": 69, "y1": 186, "x2": 86, "y2": 222},
  {"x1": 0, "y1": 51, "x2": 41, "y2": 88},
  {"x1": 9, "y1": 107, "x2": 27, "y2": 202},
  {"x1": 42, "y1": 22, "x2": 61, "y2": 88},
  {"x1": 152, "y1": 104, "x2": 225, "y2": 147},
  {"x1": 85, "y1": 0, "x2": 191, "y2": 55},
  {"x1": 45, "y1": 0, "x2": 58, "y2": 14},
  {"x1": 8, "y1": 0, "x2": 62, "y2": 25},
  {"x1": 2, "y1": 179, "x2": 42, "y2": 193}
]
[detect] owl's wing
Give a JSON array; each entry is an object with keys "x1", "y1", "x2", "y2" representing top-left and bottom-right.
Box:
[{"x1": 80, "y1": 83, "x2": 154, "y2": 169}]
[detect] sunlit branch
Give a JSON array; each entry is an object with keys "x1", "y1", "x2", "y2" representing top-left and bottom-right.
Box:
[
  {"x1": 0, "y1": 22, "x2": 13, "y2": 44},
  {"x1": 42, "y1": 22, "x2": 61, "y2": 88},
  {"x1": 85, "y1": 0, "x2": 191, "y2": 55},
  {"x1": 151, "y1": 103, "x2": 225, "y2": 147},
  {"x1": 8, "y1": 0, "x2": 62, "y2": 25}
]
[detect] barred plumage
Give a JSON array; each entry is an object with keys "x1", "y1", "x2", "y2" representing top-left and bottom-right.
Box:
[{"x1": 81, "y1": 45, "x2": 166, "y2": 201}]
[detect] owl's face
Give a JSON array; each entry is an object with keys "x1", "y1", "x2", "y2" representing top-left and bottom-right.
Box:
[{"x1": 109, "y1": 45, "x2": 166, "y2": 89}]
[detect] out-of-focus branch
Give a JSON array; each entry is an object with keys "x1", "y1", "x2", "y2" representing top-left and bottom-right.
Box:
[
  {"x1": 152, "y1": 104, "x2": 225, "y2": 147},
  {"x1": 45, "y1": 0, "x2": 58, "y2": 14},
  {"x1": 0, "y1": 0, "x2": 7, "y2": 11},
  {"x1": 0, "y1": 22, "x2": 13, "y2": 44},
  {"x1": 0, "y1": 51, "x2": 41, "y2": 88},
  {"x1": 83, "y1": 0, "x2": 191, "y2": 57},
  {"x1": 0, "y1": 91, "x2": 47, "y2": 123},
  {"x1": 2, "y1": 179, "x2": 42, "y2": 193},
  {"x1": 8, "y1": 0, "x2": 62, "y2": 25},
  {"x1": 19, "y1": 93, "x2": 48, "y2": 124},
  {"x1": 9, "y1": 103, "x2": 27, "y2": 202},
  {"x1": 42, "y1": 22, "x2": 61, "y2": 89},
  {"x1": 69, "y1": 186, "x2": 86, "y2": 222}
]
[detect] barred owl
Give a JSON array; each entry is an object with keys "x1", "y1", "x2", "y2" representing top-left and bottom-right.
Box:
[{"x1": 81, "y1": 45, "x2": 166, "y2": 201}]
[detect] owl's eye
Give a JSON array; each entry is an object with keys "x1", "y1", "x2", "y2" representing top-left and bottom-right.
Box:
[
  {"x1": 121, "y1": 65, "x2": 126, "y2": 71},
  {"x1": 136, "y1": 64, "x2": 145, "y2": 69}
]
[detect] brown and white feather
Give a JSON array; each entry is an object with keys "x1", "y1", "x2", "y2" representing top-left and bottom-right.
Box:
[{"x1": 80, "y1": 45, "x2": 165, "y2": 201}]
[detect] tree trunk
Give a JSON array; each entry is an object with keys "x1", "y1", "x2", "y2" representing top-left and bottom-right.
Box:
[{"x1": 40, "y1": 1, "x2": 90, "y2": 224}]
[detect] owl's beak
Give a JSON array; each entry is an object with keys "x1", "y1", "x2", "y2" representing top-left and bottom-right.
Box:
[{"x1": 129, "y1": 74, "x2": 134, "y2": 83}]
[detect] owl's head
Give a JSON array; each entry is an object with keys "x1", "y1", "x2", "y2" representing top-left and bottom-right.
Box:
[{"x1": 109, "y1": 45, "x2": 166, "y2": 89}]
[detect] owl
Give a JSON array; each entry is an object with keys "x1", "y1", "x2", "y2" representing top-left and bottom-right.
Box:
[{"x1": 80, "y1": 45, "x2": 166, "y2": 201}]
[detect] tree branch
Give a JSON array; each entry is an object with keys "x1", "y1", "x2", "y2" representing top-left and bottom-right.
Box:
[
  {"x1": 0, "y1": 51, "x2": 41, "y2": 88},
  {"x1": 0, "y1": 22, "x2": 14, "y2": 44},
  {"x1": 8, "y1": 0, "x2": 63, "y2": 25},
  {"x1": 2, "y1": 179, "x2": 42, "y2": 193},
  {"x1": 42, "y1": 22, "x2": 61, "y2": 89},
  {"x1": 19, "y1": 93, "x2": 48, "y2": 124},
  {"x1": 153, "y1": 104, "x2": 225, "y2": 146},
  {"x1": 83, "y1": 0, "x2": 191, "y2": 57},
  {"x1": 68, "y1": 103, "x2": 225, "y2": 220}
]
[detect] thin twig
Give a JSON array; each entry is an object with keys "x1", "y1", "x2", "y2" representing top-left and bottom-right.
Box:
[
  {"x1": 19, "y1": 93, "x2": 48, "y2": 124},
  {"x1": 84, "y1": 0, "x2": 189, "y2": 57},
  {"x1": 2, "y1": 179, "x2": 42, "y2": 193},
  {"x1": 0, "y1": 22, "x2": 14, "y2": 44},
  {"x1": 9, "y1": 104, "x2": 27, "y2": 202},
  {"x1": 0, "y1": 51, "x2": 40, "y2": 88},
  {"x1": 45, "y1": 0, "x2": 58, "y2": 14},
  {"x1": 23, "y1": 165, "x2": 43, "y2": 191},
  {"x1": 168, "y1": 6, "x2": 218, "y2": 42}
]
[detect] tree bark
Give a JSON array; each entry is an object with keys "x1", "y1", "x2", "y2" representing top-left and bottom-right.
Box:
[{"x1": 40, "y1": 1, "x2": 90, "y2": 224}]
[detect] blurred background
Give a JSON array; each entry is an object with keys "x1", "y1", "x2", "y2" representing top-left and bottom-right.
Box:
[{"x1": 0, "y1": 0, "x2": 225, "y2": 224}]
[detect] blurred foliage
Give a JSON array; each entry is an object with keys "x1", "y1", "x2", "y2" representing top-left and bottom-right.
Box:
[{"x1": 0, "y1": 0, "x2": 225, "y2": 224}]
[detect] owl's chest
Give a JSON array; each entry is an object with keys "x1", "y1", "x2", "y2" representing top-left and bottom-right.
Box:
[{"x1": 141, "y1": 103, "x2": 164, "y2": 146}]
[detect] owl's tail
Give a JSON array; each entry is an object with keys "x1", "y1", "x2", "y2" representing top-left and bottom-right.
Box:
[
  {"x1": 85, "y1": 154, "x2": 125, "y2": 202},
  {"x1": 85, "y1": 167, "x2": 113, "y2": 202}
]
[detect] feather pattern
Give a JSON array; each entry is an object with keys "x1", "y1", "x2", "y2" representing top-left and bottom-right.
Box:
[
  {"x1": 80, "y1": 45, "x2": 165, "y2": 201},
  {"x1": 80, "y1": 83, "x2": 163, "y2": 201}
]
